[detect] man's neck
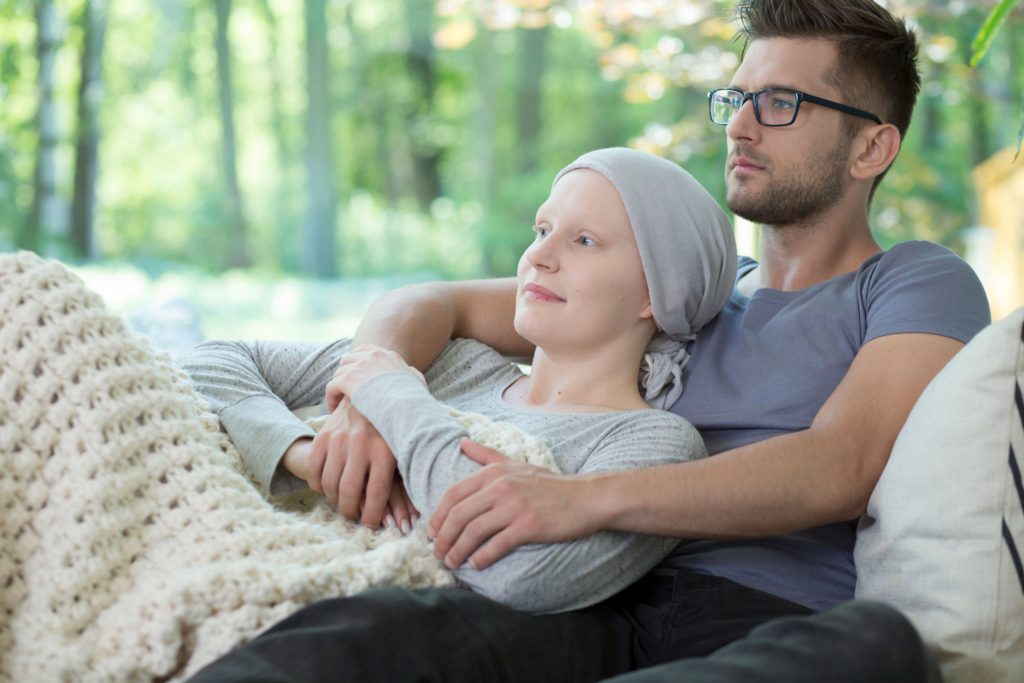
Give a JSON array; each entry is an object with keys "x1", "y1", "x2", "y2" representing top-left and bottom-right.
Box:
[{"x1": 751, "y1": 210, "x2": 881, "y2": 292}]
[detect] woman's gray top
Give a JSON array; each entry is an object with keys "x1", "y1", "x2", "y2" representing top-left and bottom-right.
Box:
[{"x1": 183, "y1": 338, "x2": 706, "y2": 613}]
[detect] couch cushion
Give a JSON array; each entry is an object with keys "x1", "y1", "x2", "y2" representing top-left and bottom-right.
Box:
[{"x1": 855, "y1": 306, "x2": 1024, "y2": 683}]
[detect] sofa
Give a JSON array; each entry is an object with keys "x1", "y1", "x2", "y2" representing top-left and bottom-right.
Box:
[{"x1": 855, "y1": 305, "x2": 1024, "y2": 682}]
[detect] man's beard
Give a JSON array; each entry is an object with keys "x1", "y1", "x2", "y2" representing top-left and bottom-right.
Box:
[{"x1": 726, "y1": 142, "x2": 848, "y2": 226}]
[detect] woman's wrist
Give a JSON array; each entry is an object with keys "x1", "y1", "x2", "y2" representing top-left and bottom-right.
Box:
[{"x1": 282, "y1": 437, "x2": 313, "y2": 480}]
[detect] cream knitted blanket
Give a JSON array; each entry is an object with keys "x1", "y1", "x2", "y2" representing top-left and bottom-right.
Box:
[{"x1": 0, "y1": 252, "x2": 555, "y2": 682}]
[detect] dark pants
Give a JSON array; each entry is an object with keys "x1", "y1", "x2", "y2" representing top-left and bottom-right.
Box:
[{"x1": 188, "y1": 568, "x2": 938, "y2": 683}]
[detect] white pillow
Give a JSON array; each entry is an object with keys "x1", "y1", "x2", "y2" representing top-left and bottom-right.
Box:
[{"x1": 855, "y1": 306, "x2": 1024, "y2": 683}]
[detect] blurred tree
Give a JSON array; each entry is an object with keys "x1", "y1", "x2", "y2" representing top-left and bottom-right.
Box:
[
  {"x1": 214, "y1": 0, "x2": 252, "y2": 268},
  {"x1": 346, "y1": 3, "x2": 399, "y2": 206},
  {"x1": 27, "y1": 0, "x2": 62, "y2": 253},
  {"x1": 516, "y1": 24, "x2": 548, "y2": 175},
  {"x1": 474, "y1": 20, "x2": 498, "y2": 276},
  {"x1": 70, "y1": 0, "x2": 106, "y2": 259},
  {"x1": 303, "y1": 0, "x2": 338, "y2": 277},
  {"x1": 255, "y1": 0, "x2": 299, "y2": 272},
  {"x1": 403, "y1": 0, "x2": 443, "y2": 211}
]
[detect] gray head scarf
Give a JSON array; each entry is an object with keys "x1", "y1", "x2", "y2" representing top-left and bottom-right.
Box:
[{"x1": 552, "y1": 147, "x2": 737, "y2": 409}]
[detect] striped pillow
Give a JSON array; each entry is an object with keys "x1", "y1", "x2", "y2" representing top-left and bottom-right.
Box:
[{"x1": 855, "y1": 306, "x2": 1024, "y2": 683}]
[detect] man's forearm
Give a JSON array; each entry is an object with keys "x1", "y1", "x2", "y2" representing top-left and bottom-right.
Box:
[
  {"x1": 352, "y1": 278, "x2": 528, "y2": 370},
  {"x1": 594, "y1": 333, "x2": 965, "y2": 539},
  {"x1": 592, "y1": 427, "x2": 863, "y2": 540},
  {"x1": 352, "y1": 282, "x2": 458, "y2": 371}
]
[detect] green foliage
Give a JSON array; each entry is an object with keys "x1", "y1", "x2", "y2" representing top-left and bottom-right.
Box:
[
  {"x1": 970, "y1": 0, "x2": 1018, "y2": 67},
  {"x1": 1, "y1": 0, "x2": 1021, "y2": 298},
  {"x1": 969, "y1": 0, "x2": 1023, "y2": 157}
]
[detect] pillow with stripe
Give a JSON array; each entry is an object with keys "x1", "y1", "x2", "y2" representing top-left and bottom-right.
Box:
[{"x1": 855, "y1": 305, "x2": 1024, "y2": 683}]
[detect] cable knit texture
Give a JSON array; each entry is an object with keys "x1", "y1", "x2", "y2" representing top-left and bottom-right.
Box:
[{"x1": 0, "y1": 252, "x2": 556, "y2": 682}]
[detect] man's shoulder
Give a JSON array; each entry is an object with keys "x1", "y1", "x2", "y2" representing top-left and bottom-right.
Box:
[
  {"x1": 869, "y1": 239, "x2": 968, "y2": 273},
  {"x1": 858, "y1": 240, "x2": 991, "y2": 343}
]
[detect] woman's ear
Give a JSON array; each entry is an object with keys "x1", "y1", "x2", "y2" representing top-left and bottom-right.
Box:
[
  {"x1": 850, "y1": 123, "x2": 901, "y2": 182},
  {"x1": 640, "y1": 300, "x2": 654, "y2": 320}
]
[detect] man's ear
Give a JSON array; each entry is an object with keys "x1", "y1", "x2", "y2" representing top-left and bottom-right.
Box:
[{"x1": 850, "y1": 123, "x2": 901, "y2": 182}]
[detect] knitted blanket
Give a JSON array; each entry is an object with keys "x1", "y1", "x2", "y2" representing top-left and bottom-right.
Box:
[{"x1": 0, "y1": 252, "x2": 555, "y2": 682}]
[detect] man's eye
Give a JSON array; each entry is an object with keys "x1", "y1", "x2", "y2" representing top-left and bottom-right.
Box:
[{"x1": 769, "y1": 96, "x2": 794, "y2": 110}]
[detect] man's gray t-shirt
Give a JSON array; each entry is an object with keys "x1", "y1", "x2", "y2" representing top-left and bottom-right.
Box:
[{"x1": 664, "y1": 240, "x2": 991, "y2": 611}]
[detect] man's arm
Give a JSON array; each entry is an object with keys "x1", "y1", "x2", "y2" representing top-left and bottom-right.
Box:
[
  {"x1": 315, "y1": 277, "x2": 529, "y2": 528},
  {"x1": 429, "y1": 332, "x2": 963, "y2": 569},
  {"x1": 352, "y1": 278, "x2": 529, "y2": 364}
]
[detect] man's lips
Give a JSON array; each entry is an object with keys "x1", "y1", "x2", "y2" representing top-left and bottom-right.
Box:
[
  {"x1": 524, "y1": 283, "x2": 565, "y2": 302},
  {"x1": 729, "y1": 155, "x2": 766, "y2": 172}
]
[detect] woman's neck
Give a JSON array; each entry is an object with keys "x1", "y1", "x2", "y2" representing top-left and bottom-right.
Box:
[{"x1": 505, "y1": 342, "x2": 650, "y2": 413}]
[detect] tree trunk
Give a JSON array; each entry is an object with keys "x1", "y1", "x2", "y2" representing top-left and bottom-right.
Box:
[
  {"x1": 920, "y1": 60, "x2": 941, "y2": 151},
  {"x1": 403, "y1": 0, "x2": 442, "y2": 211},
  {"x1": 516, "y1": 26, "x2": 548, "y2": 174},
  {"x1": 475, "y1": 23, "x2": 498, "y2": 276},
  {"x1": 70, "y1": 0, "x2": 107, "y2": 260},
  {"x1": 303, "y1": 0, "x2": 338, "y2": 278},
  {"x1": 27, "y1": 0, "x2": 63, "y2": 253},
  {"x1": 255, "y1": 0, "x2": 296, "y2": 271},
  {"x1": 346, "y1": 4, "x2": 399, "y2": 207},
  {"x1": 215, "y1": 0, "x2": 251, "y2": 268}
]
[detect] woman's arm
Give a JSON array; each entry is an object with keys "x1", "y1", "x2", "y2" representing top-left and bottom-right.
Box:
[
  {"x1": 182, "y1": 339, "x2": 349, "y2": 494},
  {"x1": 346, "y1": 365, "x2": 704, "y2": 613}
]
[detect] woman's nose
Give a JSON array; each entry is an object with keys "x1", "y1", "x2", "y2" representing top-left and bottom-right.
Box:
[{"x1": 525, "y1": 236, "x2": 557, "y2": 271}]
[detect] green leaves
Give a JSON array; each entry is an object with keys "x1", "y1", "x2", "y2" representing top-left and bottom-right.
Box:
[
  {"x1": 969, "y1": 0, "x2": 1017, "y2": 68},
  {"x1": 970, "y1": 0, "x2": 1022, "y2": 158}
]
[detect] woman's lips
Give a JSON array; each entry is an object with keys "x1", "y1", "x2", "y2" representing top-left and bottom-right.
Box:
[{"x1": 524, "y1": 283, "x2": 565, "y2": 302}]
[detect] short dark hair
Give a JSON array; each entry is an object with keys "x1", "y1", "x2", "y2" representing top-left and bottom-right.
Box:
[{"x1": 735, "y1": 0, "x2": 920, "y2": 193}]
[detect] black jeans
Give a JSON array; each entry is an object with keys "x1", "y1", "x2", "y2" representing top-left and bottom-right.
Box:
[{"x1": 188, "y1": 567, "x2": 938, "y2": 683}]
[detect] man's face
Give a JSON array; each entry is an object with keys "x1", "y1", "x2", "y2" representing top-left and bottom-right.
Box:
[{"x1": 724, "y1": 38, "x2": 854, "y2": 227}]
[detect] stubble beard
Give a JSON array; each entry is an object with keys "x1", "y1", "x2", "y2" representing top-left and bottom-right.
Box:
[{"x1": 726, "y1": 143, "x2": 849, "y2": 227}]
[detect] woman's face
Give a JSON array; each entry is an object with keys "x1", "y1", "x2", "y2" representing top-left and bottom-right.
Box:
[{"x1": 514, "y1": 169, "x2": 653, "y2": 353}]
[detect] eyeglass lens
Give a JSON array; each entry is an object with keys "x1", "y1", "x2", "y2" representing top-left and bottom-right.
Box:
[{"x1": 710, "y1": 89, "x2": 799, "y2": 126}]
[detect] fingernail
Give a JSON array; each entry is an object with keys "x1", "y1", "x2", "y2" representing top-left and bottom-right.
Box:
[
  {"x1": 384, "y1": 515, "x2": 396, "y2": 529},
  {"x1": 400, "y1": 519, "x2": 411, "y2": 535}
]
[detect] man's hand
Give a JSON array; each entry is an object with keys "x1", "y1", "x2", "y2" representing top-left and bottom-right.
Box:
[
  {"x1": 428, "y1": 439, "x2": 598, "y2": 570},
  {"x1": 303, "y1": 396, "x2": 418, "y2": 531},
  {"x1": 326, "y1": 345, "x2": 426, "y2": 408}
]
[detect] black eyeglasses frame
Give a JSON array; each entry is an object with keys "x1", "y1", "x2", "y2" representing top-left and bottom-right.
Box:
[{"x1": 707, "y1": 87, "x2": 882, "y2": 127}]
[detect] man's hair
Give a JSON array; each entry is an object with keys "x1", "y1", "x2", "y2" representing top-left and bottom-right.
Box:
[{"x1": 735, "y1": 0, "x2": 921, "y2": 193}]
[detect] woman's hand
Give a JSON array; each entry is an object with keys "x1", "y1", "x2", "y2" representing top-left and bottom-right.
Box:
[
  {"x1": 326, "y1": 344, "x2": 426, "y2": 409},
  {"x1": 302, "y1": 396, "x2": 419, "y2": 532},
  {"x1": 428, "y1": 439, "x2": 601, "y2": 570}
]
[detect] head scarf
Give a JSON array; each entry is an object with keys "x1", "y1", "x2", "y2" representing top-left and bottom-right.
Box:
[{"x1": 552, "y1": 147, "x2": 737, "y2": 408}]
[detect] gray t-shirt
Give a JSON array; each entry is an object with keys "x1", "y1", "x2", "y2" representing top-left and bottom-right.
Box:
[
  {"x1": 665, "y1": 240, "x2": 991, "y2": 611},
  {"x1": 184, "y1": 338, "x2": 705, "y2": 613}
]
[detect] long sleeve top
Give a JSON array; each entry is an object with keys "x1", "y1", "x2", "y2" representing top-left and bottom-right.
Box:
[{"x1": 183, "y1": 338, "x2": 706, "y2": 612}]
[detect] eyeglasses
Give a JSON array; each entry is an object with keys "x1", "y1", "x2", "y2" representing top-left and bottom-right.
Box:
[{"x1": 707, "y1": 87, "x2": 882, "y2": 127}]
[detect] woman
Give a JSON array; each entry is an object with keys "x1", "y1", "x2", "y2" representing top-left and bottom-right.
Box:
[
  {"x1": 0, "y1": 147, "x2": 734, "y2": 682},
  {"x1": 184, "y1": 147, "x2": 737, "y2": 613}
]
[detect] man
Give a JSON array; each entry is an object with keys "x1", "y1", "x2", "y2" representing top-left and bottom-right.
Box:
[{"x1": 190, "y1": 1, "x2": 989, "y2": 681}]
